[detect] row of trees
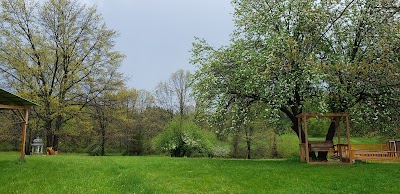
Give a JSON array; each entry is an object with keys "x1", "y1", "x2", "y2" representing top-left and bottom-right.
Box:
[
  {"x1": 1, "y1": 0, "x2": 399, "y2": 159},
  {"x1": 0, "y1": 72, "x2": 194, "y2": 156},
  {"x1": 0, "y1": 0, "x2": 197, "y2": 156}
]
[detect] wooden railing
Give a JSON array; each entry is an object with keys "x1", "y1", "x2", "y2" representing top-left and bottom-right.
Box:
[
  {"x1": 351, "y1": 144, "x2": 400, "y2": 161},
  {"x1": 351, "y1": 144, "x2": 389, "y2": 151},
  {"x1": 299, "y1": 143, "x2": 400, "y2": 162}
]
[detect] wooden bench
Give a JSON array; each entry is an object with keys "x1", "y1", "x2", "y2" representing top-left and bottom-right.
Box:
[{"x1": 308, "y1": 141, "x2": 334, "y2": 152}]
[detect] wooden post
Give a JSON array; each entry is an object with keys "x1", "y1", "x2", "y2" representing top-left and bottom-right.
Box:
[
  {"x1": 298, "y1": 117, "x2": 304, "y2": 161},
  {"x1": 298, "y1": 117, "x2": 302, "y2": 144},
  {"x1": 20, "y1": 109, "x2": 29, "y2": 161},
  {"x1": 336, "y1": 117, "x2": 341, "y2": 144},
  {"x1": 345, "y1": 114, "x2": 352, "y2": 164},
  {"x1": 304, "y1": 115, "x2": 309, "y2": 163}
]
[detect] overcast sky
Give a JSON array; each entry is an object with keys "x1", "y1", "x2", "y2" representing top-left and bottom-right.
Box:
[{"x1": 83, "y1": 0, "x2": 234, "y2": 90}]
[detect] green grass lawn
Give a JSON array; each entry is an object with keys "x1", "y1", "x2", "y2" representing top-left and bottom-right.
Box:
[{"x1": 1, "y1": 152, "x2": 400, "y2": 193}]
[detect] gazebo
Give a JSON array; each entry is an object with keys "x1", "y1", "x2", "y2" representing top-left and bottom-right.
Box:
[
  {"x1": 297, "y1": 113, "x2": 352, "y2": 164},
  {"x1": 0, "y1": 88, "x2": 36, "y2": 161}
]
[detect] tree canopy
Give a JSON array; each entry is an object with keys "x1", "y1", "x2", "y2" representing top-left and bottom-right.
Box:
[
  {"x1": 0, "y1": 0, "x2": 124, "y2": 149},
  {"x1": 190, "y1": 0, "x2": 400, "y2": 140}
]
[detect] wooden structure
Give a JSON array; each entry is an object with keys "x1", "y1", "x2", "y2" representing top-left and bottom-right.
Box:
[
  {"x1": 297, "y1": 113, "x2": 352, "y2": 164},
  {"x1": 388, "y1": 140, "x2": 400, "y2": 153},
  {"x1": 0, "y1": 89, "x2": 36, "y2": 161},
  {"x1": 351, "y1": 141, "x2": 400, "y2": 161}
]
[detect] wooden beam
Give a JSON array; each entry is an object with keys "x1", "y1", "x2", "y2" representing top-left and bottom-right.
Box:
[
  {"x1": 17, "y1": 109, "x2": 24, "y2": 121},
  {"x1": 346, "y1": 115, "x2": 352, "y2": 164},
  {"x1": 336, "y1": 117, "x2": 341, "y2": 144},
  {"x1": 304, "y1": 115, "x2": 310, "y2": 163},
  {"x1": 298, "y1": 117, "x2": 302, "y2": 143},
  {"x1": 0, "y1": 104, "x2": 31, "y2": 110},
  {"x1": 298, "y1": 117, "x2": 303, "y2": 161},
  {"x1": 20, "y1": 109, "x2": 29, "y2": 161},
  {"x1": 11, "y1": 110, "x2": 25, "y2": 122}
]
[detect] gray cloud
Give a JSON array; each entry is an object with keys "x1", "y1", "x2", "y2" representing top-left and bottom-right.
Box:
[{"x1": 88, "y1": 0, "x2": 234, "y2": 90}]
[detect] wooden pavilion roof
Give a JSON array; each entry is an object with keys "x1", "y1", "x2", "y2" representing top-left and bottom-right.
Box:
[
  {"x1": 0, "y1": 88, "x2": 37, "y2": 109},
  {"x1": 0, "y1": 88, "x2": 37, "y2": 161}
]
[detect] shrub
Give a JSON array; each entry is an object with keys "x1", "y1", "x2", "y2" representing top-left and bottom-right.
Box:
[
  {"x1": 153, "y1": 117, "x2": 214, "y2": 157},
  {"x1": 211, "y1": 146, "x2": 230, "y2": 158},
  {"x1": 276, "y1": 133, "x2": 299, "y2": 158}
]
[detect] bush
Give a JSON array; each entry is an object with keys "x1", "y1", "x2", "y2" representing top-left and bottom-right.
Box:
[
  {"x1": 211, "y1": 146, "x2": 230, "y2": 158},
  {"x1": 276, "y1": 133, "x2": 299, "y2": 158},
  {"x1": 153, "y1": 117, "x2": 215, "y2": 157}
]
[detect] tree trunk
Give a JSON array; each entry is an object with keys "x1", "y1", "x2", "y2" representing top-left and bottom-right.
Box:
[
  {"x1": 53, "y1": 134, "x2": 59, "y2": 151},
  {"x1": 291, "y1": 124, "x2": 306, "y2": 143},
  {"x1": 97, "y1": 105, "x2": 107, "y2": 156},
  {"x1": 25, "y1": 126, "x2": 32, "y2": 155},
  {"x1": 45, "y1": 119, "x2": 53, "y2": 148},
  {"x1": 325, "y1": 121, "x2": 337, "y2": 141},
  {"x1": 318, "y1": 121, "x2": 337, "y2": 161},
  {"x1": 179, "y1": 98, "x2": 184, "y2": 119},
  {"x1": 232, "y1": 132, "x2": 240, "y2": 158},
  {"x1": 291, "y1": 122, "x2": 317, "y2": 160},
  {"x1": 53, "y1": 115, "x2": 63, "y2": 151},
  {"x1": 101, "y1": 127, "x2": 106, "y2": 156},
  {"x1": 46, "y1": 132, "x2": 53, "y2": 148},
  {"x1": 271, "y1": 133, "x2": 279, "y2": 158},
  {"x1": 245, "y1": 127, "x2": 252, "y2": 159},
  {"x1": 100, "y1": 116, "x2": 106, "y2": 156}
]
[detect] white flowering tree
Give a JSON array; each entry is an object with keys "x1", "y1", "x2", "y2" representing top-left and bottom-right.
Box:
[
  {"x1": 191, "y1": 0, "x2": 400, "y2": 160},
  {"x1": 322, "y1": 0, "x2": 400, "y2": 141}
]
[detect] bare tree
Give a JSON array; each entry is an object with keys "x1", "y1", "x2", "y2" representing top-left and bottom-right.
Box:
[
  {"x1": 154, "y1": 69, "x2": 194, "y2": 118},
  {"x1": 154, "y1": 80, "x2": 175, "y2": 116}
]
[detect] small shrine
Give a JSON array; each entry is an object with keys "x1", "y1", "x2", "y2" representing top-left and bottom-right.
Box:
[{"x1": 31, "y1": 137, "x2": 44, "y2": 154}]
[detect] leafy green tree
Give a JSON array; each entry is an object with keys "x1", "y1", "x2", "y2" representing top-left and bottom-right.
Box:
[
  {"x1": 58, "y1": 113, "x2": 95, "y2": 153},
  {"x1": 91, "y1": 92, "x2": 119, "y2": 156},
  {"x1": 129, "y1": 107, "x2": 172, "y2": 155},
  {"x1": 0, "y1": 111, "x2": 20, "y2": 151},
  {"x1": 109, "y1": 89, "x2": 137, "y2": 152},
  {"x1": 0, "y1": 0, "x2": 124, "y2": 150},
  {"x1": 97, "y1": 88, "x2": 171, "y2": 156}
]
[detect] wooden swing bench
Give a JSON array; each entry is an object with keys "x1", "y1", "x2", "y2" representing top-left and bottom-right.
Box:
[
  {"x1": 308, "y1": 141, "x2": 335, "y2": 152},
  {"x1": 297, "y1": 113, "x2": 352, "y2": 164}
]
